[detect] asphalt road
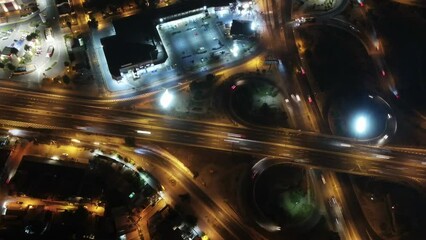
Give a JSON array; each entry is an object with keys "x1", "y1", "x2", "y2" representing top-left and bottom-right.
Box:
[{"x1": 0, "y1": 87, "x2": 425, "y2": 182}]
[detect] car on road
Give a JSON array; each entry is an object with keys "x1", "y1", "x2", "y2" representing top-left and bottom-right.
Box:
[
  {"x1": 15, "y1": 66, "x2": 26, "y2": 72},
  {"x1": 46, "y1": 45, "x2": 54, "y2": 58},
  {"x1": 329, "y1": 197, "x2": 337, "y2": 206},
  {"x1": 321, "y1": 174, "x2": 326, "y2": 184},
  {"x1": 295, "y1": 94, "x2": 301, "y2": 102}
]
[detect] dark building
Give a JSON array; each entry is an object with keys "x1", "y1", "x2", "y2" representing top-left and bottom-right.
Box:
[
  {"x1": 1, "y1": 47, "x2": 18, "y2": 56},
  {"x1": 101, "y1": 13, "x2": 167, "y2": 80},
  {"x1": 230, "y1": 19, "x2": 254, "y2": 38}
]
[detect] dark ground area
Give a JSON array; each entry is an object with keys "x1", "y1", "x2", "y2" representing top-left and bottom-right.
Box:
[
  {"x1": 353, "y1": 176, "x2": 426, "y2": 239},
  {"x1": 368, "y1": 1, "x2": 426, "y2": 112},
  {"x1": 0, "y1": 149, "x2": 9, "y2": 169},
  {"x1": 10, "y1": 157, "x2": 103, "y2": 200},
  {"x1": 298, "y1": 26, "x2": 378, "y2": 94}
]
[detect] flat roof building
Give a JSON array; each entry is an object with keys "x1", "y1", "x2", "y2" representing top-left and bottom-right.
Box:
[
  {"x1": 230, "y1": 19, "x2": 254, "y2": 37},
  {"x1": 101, "y1": 0, "x2": 236, "y2": 80},
  {"x1": 101, "y1": 13, "x2": 167, "y2": 80}
]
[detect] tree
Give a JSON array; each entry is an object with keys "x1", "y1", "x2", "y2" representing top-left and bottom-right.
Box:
[
  {"x1": 69, "y1": 52, "x2": 76, "y2": 62},
  {"x1": 31, "y1": 32, "x2": 38, "y2": 39},
  {"x1": 26, "y1": 32, "x2": 38, "y2": 41},
  {"x1": 24, "y1": 44, "x2": 31, "y2": 51},
  {"x1": 184, "y1": 214, "x2": 197, "y2": 227},
  {"x1": 64, "y1": 61, "x2": 70, "y2": 67},
  {"x1": 6, "y1": 63, "x2": 15, "y2": 71},
  {"x1": 260, "y1": 103, "x2": 271, "y2": 115},
  {"x1": 62, "y1": 75, "x2": 71, "y2": 84}
]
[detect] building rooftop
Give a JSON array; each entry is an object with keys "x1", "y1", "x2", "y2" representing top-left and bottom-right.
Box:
[
  {"x1": 230, "y1": 19, "x2": 254, "y2": 37},
  {"x1": 101, "y1": 36, "x2": 157, "y2": 78},
  {"x1": 111, "y1": 14, "x2": 158, "y2": 44},
  {"x1": 101, "y1": 0, "x2": 234, "y2": 79},
  {"x1": 57, "y1": 3, "x2": 73, "y2": 16},
  {"x1": 1, "y1": 47, "x2": 18, "y2": 56}
]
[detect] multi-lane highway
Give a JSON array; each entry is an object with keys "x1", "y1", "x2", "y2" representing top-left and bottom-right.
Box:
[{"x1": 0, "y1": 86, "x2": 425, "y2": 182}]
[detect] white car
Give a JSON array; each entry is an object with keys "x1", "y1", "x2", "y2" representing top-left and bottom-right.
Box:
[
  {"x1": 46, "y1": 45, "x2": 54, "y2": 58},
  {"x1": 295, "y1": 94, "x2": 301, "y2": 102}
]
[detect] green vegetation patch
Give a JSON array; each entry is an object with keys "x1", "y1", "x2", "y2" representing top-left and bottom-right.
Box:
[{"x1": 280, "y1": 188, "x2": 315, "y2": 223}]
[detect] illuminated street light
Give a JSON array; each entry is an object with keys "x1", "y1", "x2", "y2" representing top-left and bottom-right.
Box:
[
  {"x1": 160, "y1": 89, "x2": 174, "y2": 109},
  {"x1": 352, "y1": 114, "x2": 369, "y2": 136},
  {"x1": 8, "y1": 129, "x2": 21, "y2": 135},
  {"x1": 251, "y1": 21, "x2": 256, "y2": 31},
  {"x1": 136, "y1": 130, "x2": 151, "y2": 135},
  {"x1": 71, "y1": 138, "x2": 81, "y2": 143}
]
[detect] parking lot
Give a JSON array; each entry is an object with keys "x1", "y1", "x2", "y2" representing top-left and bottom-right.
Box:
[
  {"x1": 157, "y1": 11, "x2": 236, "y2": 72},
  {"x1": 118, "y1": 5, "x2": 260, "y2": 86},
  {"x1": 0, "y1": 17, "x2": 53, "y2": 75}
]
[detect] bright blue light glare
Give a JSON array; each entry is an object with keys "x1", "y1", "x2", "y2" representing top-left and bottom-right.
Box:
[{"x1": 353, "y1": 114, "x2": 369, "y2": 135}]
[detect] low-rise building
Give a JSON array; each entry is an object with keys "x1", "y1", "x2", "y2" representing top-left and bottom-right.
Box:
[{"x1": 0, "y1": 0, "x2": 36, "y2": 13}]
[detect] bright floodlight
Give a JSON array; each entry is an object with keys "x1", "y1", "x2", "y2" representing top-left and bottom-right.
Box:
[
  {"x1": 354, "y1": 115, "x2": 368, "y2": 135},
  {"x1": 251, "y1": 21, "x2": 256, "y2": 31},
  {"x1": 8, "y1": 129, "x2": 21, "y2": 135},
  {"x1": 160, "y1": 89, "x2": 174, "y2": 109},
  {"x1": 231, "y1": 43, "x2": 239, "y2": 57}
]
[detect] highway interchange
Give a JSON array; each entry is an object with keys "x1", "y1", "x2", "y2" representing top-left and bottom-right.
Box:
[
  {"x1": 1, "y1": 86, "x2": 425, "y2": 182},
  {"x1": 0, "y1": 0, "x2": 425, "y2": 239}
]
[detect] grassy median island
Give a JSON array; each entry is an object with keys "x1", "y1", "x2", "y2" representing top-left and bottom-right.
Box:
[
  {"x1": 230, "y1": 79, "x2": 289, "y2": 127},
  {"x1": 253, "y1": 164, "x2": 321, "y2": 232},
  {"x1": 280, "y1": 188, "x2": 315, "y2": 224}
]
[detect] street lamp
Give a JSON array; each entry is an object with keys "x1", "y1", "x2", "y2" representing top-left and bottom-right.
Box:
[
  {"x1": 354, "y1": 115, "x2": 367, "y2": 134},
  {"x1": 351, "y1": 113, "x2": 370, "y2": 138},
  {"x1": 231, "y1": 43, "x2": 239, "y2": 57}
]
